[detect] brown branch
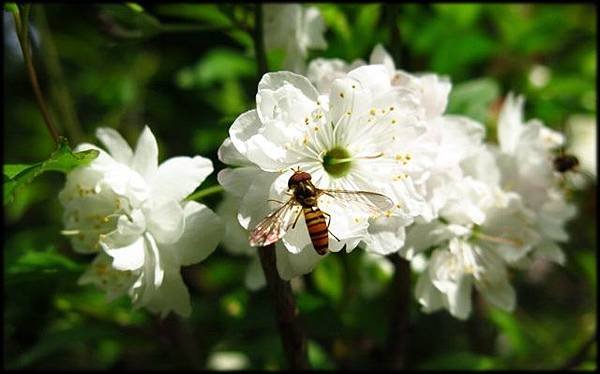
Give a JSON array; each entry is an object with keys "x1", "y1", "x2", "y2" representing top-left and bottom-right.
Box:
[
  {"x1": 385, "y1": 4, "x2": 402, "y2": 66},
  {"x1": 12, "y1": 5, "x2": 60, "y2": 145},
  {"x1": 257, "y1": 245, "x2": 310, "y2": 369},
  {"x1": 559, "y1": 331, "x2": 596, "y2": 370},
  {"x1": 384, "y1": 253, "x2": 411, "y2": 369}
]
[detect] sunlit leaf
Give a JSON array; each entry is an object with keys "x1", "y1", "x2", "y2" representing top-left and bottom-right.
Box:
[{"x1": 4, "y1": 138, "x2": 99, "y2": 205}]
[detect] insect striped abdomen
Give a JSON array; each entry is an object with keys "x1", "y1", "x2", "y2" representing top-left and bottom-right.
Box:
[{"x1": 303, "y1": 207, "x2": 328, "y2": 255}]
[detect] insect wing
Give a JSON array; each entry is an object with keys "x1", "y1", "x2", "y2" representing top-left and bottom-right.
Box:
[
  {"x1": 318, "y1": 189, "x2": 394, "y2": 216},
  {"x1": 249, "y1": 199, "x2": 302, "y2": 247}
]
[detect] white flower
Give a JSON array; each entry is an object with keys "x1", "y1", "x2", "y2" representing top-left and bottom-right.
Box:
[
  {"x1": 369, "y1": 44, "x2": 452, "y2": 120},
  {"x1": 415, "y1": 237, "x2": 516, "y2": 320},
  {"x1": 407, "y1": 145, "x2": 541, "y2": 319},
  {"x1": 495, "y1": 93, "x2": 577, "y2": 264},
  {"x1": 216, "y1": 193, "x2": 266, "y2": 291},
  {"x1": 60, "y1": 126, "x2": 223, "y2": 317},
  {"x1": 219, "y1": 67, "x2": 439, "y2": 279},
  {"x1": 263, "y1": 4, "x2": 327, "y2": 73}
]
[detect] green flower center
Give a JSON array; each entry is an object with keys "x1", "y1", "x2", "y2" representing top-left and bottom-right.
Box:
[{"x1": 322, "y1": 147, "x2": 352, "y2": 178}]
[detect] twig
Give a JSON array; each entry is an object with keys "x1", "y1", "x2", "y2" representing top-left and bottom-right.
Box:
[
  {"x1": 257, "y1": 245, "x2": 310, "y2": 369},
  {"x1": 559, "y1": 331, "x2": 596, "y2": 370},
  {"x1": 384, "y1": 253, "x2": 411, "y2": 369},
  {"x1": 252, "y1": 5, "x2": 309, "y2": 368},
  {"x1": 12, "y1": 4, "x2": 60, "y2": 145},
  {"x1": 33, "y1": 5, "x2": 85, "y2": 144},
  {"x1": 385, "y1": 4, "x2": 402, "y2": 66}
]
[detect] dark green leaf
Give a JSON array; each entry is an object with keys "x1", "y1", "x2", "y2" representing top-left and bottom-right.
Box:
[{"x1": 313, "y1": 255, "x2": 344, "y2": 303}]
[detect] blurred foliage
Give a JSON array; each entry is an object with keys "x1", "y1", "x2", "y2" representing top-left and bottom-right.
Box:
[{"x1": 3, "y1": 3, "x2": 596, "y2": 370}]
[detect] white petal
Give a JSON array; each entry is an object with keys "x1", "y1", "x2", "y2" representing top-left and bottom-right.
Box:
[
  {"x1": 164, "y1": 201, "x2": 223, "y2": 266},
  {"x1": 301, "y1": 7, "x2": 327, "y2": 50},
  {"x1": 280, "y1": 217, "x2": 312, "y2": 255},
  {"x1": 362, "y1": 215, "x2": 412, "y2": 255},
  {"x1": 218, "y1": 166, "x2": 260, "y2": 198},
  {"x1": 497, "y1": 93, "x2": 524, "y2": 154},
  {"x1": 415, "y1": 270, "x2": 445, "y2": 313},
  {"x1": 347, "y1": 64, "x2": 392, "y2": 96},
  {"x1": 446, "y1": 275, "x2": 473, "y2": 320},
  {"x1": 237, "y1": 171, "x2": 281, "y2": 230},
  {"x1": 103, "y1": 236, "x2": 146, "y2": 271},
  {"x1": 479, "y1": 278, "x2": 516, "y2": 312},
  {"x1": 95, "y1": 127, "x2": 134, "y2": 164},
  {"x1": 131, "y1": 126, "x2": 159, "y2": 181},
  {"x1": 145, "y1": 199, "x2": 185, "y2": 244},
  {"x1": 216, "y1": 194, "x2": 255, "y2": 256},
  {"x1": 151, "y1": 156, "x2": 213, "y2": 203},
  {"x1": 369, "y1": 44, "x2": 396, "y2": 76},
  {"x1": 143, "y1": 263, "x2": 192, "y2": 318},
  {"x1": 229, "y1": 110, "x2": 287, "y2": 171},
  {"x1": 275, "y1": 244, "x2": 324, "y2": 280},
  {"x1": 218, "y1": 137, "x2": 253, "y2": 167},
  {"x1": 257, "y1": 72, "x2": 319, "y2": 115},
  {"x1": 144, "y1": 233, "x2": 165, "y2": 288},
  {"x1": 245, "y1": 254, "x2": 267, "y2": 291},
  {"x1": 534, "y1": 240, "x2": 565, "y2": 265}
]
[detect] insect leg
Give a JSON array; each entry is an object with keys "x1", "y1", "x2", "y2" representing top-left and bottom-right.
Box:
[
  {"x1": 322, "y1": 210, "x2": 341, "y2": 242},
  {"x1": 291, "y1": 208, "x2": 303, "y2": 229},
  {"x1": 267, "y1": 199, "x2": 286, "y2": 205}
]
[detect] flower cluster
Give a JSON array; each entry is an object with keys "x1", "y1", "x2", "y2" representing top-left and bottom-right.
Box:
[
  {"x1": 218, "y1": 44, "x2": 578, "y2": 319},
  {"x1": 60, "y1": 127, "x2": 223, "y2": 317}
]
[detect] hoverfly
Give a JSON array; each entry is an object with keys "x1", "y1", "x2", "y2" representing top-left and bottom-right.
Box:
[{"x1": 249, "y1": 169, "x2": 394, "y2": 255}]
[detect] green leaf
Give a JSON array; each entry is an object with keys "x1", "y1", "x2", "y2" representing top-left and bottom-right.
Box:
[
  {"x1": 4, "y1": 2, "x2": 18, "y2": 13},
  {"x1": 318, "y1": 5, "x2": 351, "y2": 41},
  {"x1": 313, "y1": 255, "x2": 344, "y2": 303},
  {"x1": 3, "y1": 164, "x2": 33, "y2": 179},
  {"x1": 307, "y1": 340, "x2": 335, "y2": 369},
  {"x1": 125, "y1": 2, "x2": 143, "y2": 13},
  {"x1": 6, "y1": 247, "x2": 84, "y2": 282},
  {"x1": 447, "y1": 78, "x2": 500, "y2": 124},
  {"x1": 176, "y1": 48, "x2": 255, "y2": 89},
  {"x1": 4, "y1": 137, "x2": 99, "y2": 205}
]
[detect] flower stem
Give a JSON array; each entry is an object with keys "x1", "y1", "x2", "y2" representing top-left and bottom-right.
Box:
[
  {"x1": 185, "y1": 185, "x2": 224, "y2": 201},
  {"x1": 12, "y1": 4, "x2": 60, "y2": 145},
  {"x1": 252, "y1": 5, "x2": 309, "y2": 368},
  {"x1": 385, "y1": 253, "x2": 411, "y2": 369},
  {"x1": 257, "y1": 245, "x2": 310, "y2": 369}
]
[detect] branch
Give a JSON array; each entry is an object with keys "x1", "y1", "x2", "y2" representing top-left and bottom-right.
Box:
[
  {"x1": 12, "y1": 4, "x2": 61, "y2": 145},
  {"x1": 385, "y1": 4, "x2": 402, "y2": 66},
  {"x1": 466, "y1": 291, "x2": 495, "y2": 355},
  {"x1": 384, "y1": 253, "x2": 411, "y2": 369},
  {"x1": 34, "y1": 4, "x2": 84, "y2": 144},
  {"x1": 257, "y1": 245, "x2": 310, "y2": 369},
  {"x1": 559, "y1": 331, "x2": 596, "y2": 370}
]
